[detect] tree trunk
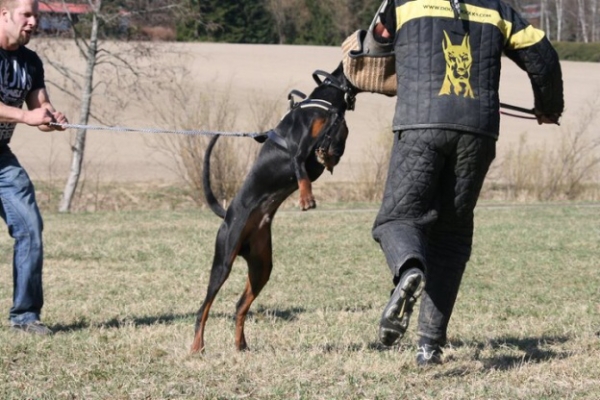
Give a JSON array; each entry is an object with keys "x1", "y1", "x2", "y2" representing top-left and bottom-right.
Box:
[
  {"x1": 577, "y1": 0, "x2": 589, "y2": 42},
  {"x1": 592, "y1": 0, "x2": 598, "y2": 41},
  {"x1": 556, "y1": 0, "x2": 564, "y2": 41},
  {"x1": 541, "y1": 0, "x2": 550, "y2": 39},
  {"x1": 58, "y1": 8, "x2": 100, "y2": 212}
]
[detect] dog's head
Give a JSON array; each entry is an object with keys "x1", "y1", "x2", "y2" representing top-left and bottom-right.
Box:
[
  {"x1": 312, "y1": 63, "x2": 360, "y2": 112},
  {"x1": 310, "y1": 63, "x2": 358, "y2": 173}
]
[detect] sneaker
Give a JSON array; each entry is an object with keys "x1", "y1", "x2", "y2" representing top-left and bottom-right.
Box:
[
  {"x1": 378, "y1": 267, "x2": 425, "y2": 346},
  {"x1": 416, "y1": 342, "x2": 443, "y2": 366},
  {"x1": 11, "y1": 321, "x2": 53, "y2": 336}
]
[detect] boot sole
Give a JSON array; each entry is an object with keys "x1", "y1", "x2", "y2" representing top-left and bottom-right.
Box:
[{"x1": 378, "y1": 268, "x2": 425, "y2": 346}]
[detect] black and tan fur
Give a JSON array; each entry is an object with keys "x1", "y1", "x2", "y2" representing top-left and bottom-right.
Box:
[{"x1": 191, "y1": 64, "x2": 358, "y2": 353}]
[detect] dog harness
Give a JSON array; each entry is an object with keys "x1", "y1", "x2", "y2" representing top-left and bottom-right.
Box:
[
  {"x1": 264, "y1": 69, "x2": 355, "y2": 153},
  {"x1": 265, "y1": 98, "x2": 342, "y2": 151}
]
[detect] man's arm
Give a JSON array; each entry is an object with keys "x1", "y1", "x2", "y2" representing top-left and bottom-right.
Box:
[
  {"x1": 25, "y1": 87, "x2": 68, "y2": 131},
  {"x1": 502, "y1": 4, "x2": 564, "y2": 125},
  {"x1": 0, "y1": 99, "x2": 53, "y2": 127},
  {"x1": 504, "y1": 38, "x2": 563, "y2": 125}
]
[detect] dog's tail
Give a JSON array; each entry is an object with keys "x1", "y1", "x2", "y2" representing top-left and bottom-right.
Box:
[{"x1": 203, "y1": 135, "x2": 226, "y2": 219}]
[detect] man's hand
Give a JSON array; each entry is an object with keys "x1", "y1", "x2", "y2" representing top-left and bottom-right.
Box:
[
  {"x1": 24, "y1": 108, "x2": 68, "y2": 131},
  {"x1": 23, "y1": 107, "x2": 54, "y2": 126},
  {"x1": 534, "y1": 110, "x2": 561, "y2": 125},
  {"x1": 49, "y1": 111, "x2": 68, "y2": 131},
  {"x1": 374, "y1": 22, "x2": 391, "y2": 41}
]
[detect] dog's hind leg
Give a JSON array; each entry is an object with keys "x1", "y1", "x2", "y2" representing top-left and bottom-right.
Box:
[
  {"x1": 191, "y1": 225, "x2": 241, "y2": 353},
  {"x1": 234, "y1": 223, "x2": 274, "y2": 351}
]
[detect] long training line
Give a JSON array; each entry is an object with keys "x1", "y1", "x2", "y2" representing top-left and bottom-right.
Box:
[
  {"x1": 49, "y1": 122, "x2": 263, "y2": 138},
  {"x1": 49, "y1": 102, "x2": 538, "y2": 135}
]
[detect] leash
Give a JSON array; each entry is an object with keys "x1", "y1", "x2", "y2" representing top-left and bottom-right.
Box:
[
  {"x1": 48, "y1": 122, "x2": 264, "y2": 138},
  {"x1": 50, "y1": 103, "x2": 542, "y2": 135},
  {"x1": 49, "y1": 68, "x2": 356, "y2": 139},
  {"x1": 499, "y1": 102, "x2": 537, "y2": 120},
  {"x1": 57, "y1": 93, "x2": 534, "y2": 138}
]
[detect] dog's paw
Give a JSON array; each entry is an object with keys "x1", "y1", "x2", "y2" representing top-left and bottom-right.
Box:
[{"x1": 299, "y1": 196, "x2": 316, "y2": 211}]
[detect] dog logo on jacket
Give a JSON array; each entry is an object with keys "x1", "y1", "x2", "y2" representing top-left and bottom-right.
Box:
[{"x1": 439, "y1": 31, "x2": 475, "y2": 98}]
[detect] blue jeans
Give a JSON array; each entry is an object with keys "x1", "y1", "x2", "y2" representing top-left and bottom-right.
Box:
[{"x1": 0, "y1": 148, "x2": 44, "y2": 325}]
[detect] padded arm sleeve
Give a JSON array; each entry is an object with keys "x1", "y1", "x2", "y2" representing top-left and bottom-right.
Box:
[{"x1": 502, "y1": 3, "x2": 564, "y2": 116}]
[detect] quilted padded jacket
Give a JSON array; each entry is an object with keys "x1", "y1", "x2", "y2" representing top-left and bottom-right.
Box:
[{"x1": 380, "y1": 0, "x2": 564, "y2": 139}]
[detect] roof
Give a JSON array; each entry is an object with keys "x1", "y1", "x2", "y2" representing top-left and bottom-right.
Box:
[{"x1": 39, "y1": 2, "x2": 92, "y2": 14}]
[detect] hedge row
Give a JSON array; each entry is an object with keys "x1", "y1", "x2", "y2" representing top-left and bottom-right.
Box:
[{"x1": 552, "y1": 42, "x2": 600, "y2": 62}]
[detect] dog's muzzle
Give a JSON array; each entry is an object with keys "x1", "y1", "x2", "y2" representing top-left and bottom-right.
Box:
[{"x1": 316, "y1": 147, "x2": 342, "y2": 173}]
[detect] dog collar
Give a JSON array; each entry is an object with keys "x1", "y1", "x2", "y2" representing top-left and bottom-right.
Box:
[{"x1": 266, "y1": 99, "x2": 338, "y2": 151}]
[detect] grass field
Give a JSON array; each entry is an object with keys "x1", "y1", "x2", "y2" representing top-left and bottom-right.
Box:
[{"x1": 0, "y1": 203, "x2": 599, "y2": 399}]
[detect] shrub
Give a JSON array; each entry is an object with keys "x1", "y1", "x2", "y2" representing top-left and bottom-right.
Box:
[
  {"x1": 148, "y1": 70, "x2": 288, "y2": 207},
  {"x1": 486, "y1": 93, "x2": 600, "y2": 201},
  {"x1": 552, "y1": 42, "x2": 600, "y2": 62}
]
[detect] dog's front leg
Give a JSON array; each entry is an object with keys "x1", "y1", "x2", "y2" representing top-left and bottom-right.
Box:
[
  {"x1": 292, "y1": 118, "x2": 326, "y2": 210},
  {"x1": 293, "y1": 148, "x2": 314, "y2": 210},
  {"x1": 297, "y1": 173, "x2": 314, "y2": 211}
]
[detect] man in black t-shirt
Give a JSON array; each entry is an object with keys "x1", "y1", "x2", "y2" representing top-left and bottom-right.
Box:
[{"x1": 0, "y1": 0, "x2": 68, "y2": 335}]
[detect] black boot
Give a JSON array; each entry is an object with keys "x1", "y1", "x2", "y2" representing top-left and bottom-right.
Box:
[
  {"x1": 416, "y1": 337, "x2": 443, "y2": 366},
  {"x1": 378, "y1": 267, "x2": 425, "y2": 346}
]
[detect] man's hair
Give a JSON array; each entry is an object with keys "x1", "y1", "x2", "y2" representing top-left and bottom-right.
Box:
[
  {"x1": 0, "y1": 0, "x2": 32, "y2": 11},
  {"x1": 0, "y1": 0, "x2": 19, "y2": 11}
]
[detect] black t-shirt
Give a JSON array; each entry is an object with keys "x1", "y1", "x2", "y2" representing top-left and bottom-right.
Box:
[{"x1": 0, "y1": 46, "x2": 46, "y2": 145}]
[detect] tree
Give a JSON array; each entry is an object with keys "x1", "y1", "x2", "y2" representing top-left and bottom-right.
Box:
[
  {"x1": 56, "y1": 0, "x2": 102, "y2": 212},
  {"x1": 198, "y1": 0, "x2": 277, "y2": 43},
  {"x1": 294, "y1": 0, "x2": 338, "y2": 45},
  {"x1": 554, "y1": 0, "x2": 566, "y2": 40},
  {"x1": 37, "y1": 0, "x2": 183, "y2": 212},
  {"x1": 578, "y1": 0, "x2": 590, "y2": 42},
  {"x1": 349, "y1": 0, "x2": 386, "y2": 31},
  {"x1": 265, "y1": 0, "x2": 308, "y2": 44}
]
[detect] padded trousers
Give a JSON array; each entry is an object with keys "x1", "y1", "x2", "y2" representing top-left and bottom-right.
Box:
[{"x1": 372, "y1": 129, "x2": 496, "y2": 343}]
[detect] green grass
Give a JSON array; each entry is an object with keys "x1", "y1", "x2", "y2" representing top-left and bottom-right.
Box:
[{"x1": 1, "y1": 203, "x2": 599, "y2": 399}]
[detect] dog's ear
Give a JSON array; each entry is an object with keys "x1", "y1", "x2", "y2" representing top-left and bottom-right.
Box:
[{"x1": 253, "y1": 134, "x2": 268, "y2": 143}]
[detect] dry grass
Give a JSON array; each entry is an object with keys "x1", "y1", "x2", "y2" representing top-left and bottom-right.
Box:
[
  {"x1": 0, "y1": 204, "x2": 599, "y2": 399},
  {"x1": 485, "y1": 94, "x2": 600, "y2": 202}
]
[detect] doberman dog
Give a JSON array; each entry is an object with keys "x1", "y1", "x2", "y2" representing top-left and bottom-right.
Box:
[{"x1": 191, "y1": 64, "x2": 358, "y2": 353}]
